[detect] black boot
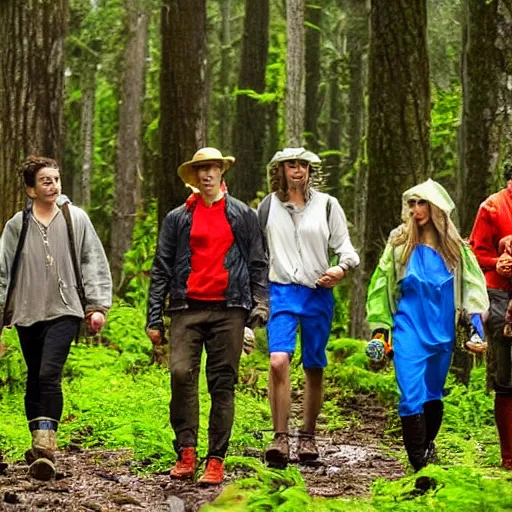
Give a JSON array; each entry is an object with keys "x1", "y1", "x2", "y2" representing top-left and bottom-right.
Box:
[
  {"x1": 401, "y1": 413, "x2": 427, "y2": 471},
  {"x1": 423, "y1": 400, "x2": 443, "y2": 463}
]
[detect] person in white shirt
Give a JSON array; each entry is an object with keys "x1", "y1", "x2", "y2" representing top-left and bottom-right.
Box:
[{"x1": 257, "y1": 147, "x2": 359, "y2": 467}]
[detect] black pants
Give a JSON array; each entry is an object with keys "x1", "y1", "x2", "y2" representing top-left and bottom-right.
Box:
[
  {"x1": 169, "y1": 307, "x2": 246, "y2": 458},
  {"x1": 16, "y1": 316, "x2": 81, "y2": 423},
  {"x1": 487, "y1": 289, "x2": 512, "y2": 393}
]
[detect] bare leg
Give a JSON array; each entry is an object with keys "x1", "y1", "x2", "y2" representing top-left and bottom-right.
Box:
[
  {"x1": 303, "y1": 368, "x2": 323, "y2": 433},
  {"x1": 268, "y1": 352, "x2": 291, "y2": 432}
]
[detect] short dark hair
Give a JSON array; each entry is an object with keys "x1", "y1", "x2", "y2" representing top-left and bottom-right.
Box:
[{"x1": 19, "y1": 155, "x2": 59, "y2": 187}]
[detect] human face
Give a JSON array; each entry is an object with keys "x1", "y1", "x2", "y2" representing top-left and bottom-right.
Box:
[
  {"x1": 283, "y1": 159, "x2": 309, "y2": 190},
  {"x1": 407, "y1": 197, "x2": 431, "y2": 227},
  {"x1": 195, "y1": 162, "x2": 223, "y2": 200},
  {"x1": 28, "y1": 167, "x2": 61, "y2": 205}
]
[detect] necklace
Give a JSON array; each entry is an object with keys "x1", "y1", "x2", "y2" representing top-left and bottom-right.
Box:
[{"x1": 33, "y1": 217, "x2": 54, "y2": 267}]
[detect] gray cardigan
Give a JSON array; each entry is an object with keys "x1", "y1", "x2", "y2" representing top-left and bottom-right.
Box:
[{"x1": 0, "y1": 196, "x2": 112, "y2": 328}]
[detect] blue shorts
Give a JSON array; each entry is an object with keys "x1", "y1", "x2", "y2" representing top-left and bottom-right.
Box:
[{"x1": 267, "y1": 283, "x2": 335, "y2": 368}]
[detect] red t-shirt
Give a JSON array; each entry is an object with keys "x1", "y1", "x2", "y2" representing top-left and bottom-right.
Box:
[
  {"x1": 186, "y1": 195, "x2": 234, "y2": 300},
  {"x1": 469, "y1": 187, "x2": 512, "y2": 291}
]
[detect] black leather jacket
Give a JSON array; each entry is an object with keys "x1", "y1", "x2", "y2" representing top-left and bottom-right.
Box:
[{"x1": 146, "y1": 194, "x2": 268, "y2": 330}]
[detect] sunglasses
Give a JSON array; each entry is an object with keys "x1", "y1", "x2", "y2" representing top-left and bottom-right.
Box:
[
  {"x1": 407, "y1": 198, "x2": 427, "y2": 208},
  {"x1": 284, "y1": 160, "x2": 309, "y2": 169}
]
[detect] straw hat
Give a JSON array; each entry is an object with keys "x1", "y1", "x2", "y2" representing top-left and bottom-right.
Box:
[{"x1": 178, "y1": 147, "x2": 235, "y2": 188}]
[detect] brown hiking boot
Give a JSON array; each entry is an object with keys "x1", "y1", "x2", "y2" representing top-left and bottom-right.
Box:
[
  {"x1": 170, "y1": 447, "x2": 196, "y2": 479},
  {"x1": 297, "y1": 431, "x2": 319, "y2": 463},
  {"x1": 265, "y1": 432, "x2": 289, "y2": 468},
  {"x1": 197, "y1": 457, "x2": 224, "y2": 485},
  {"x1": 28, "y1": 429, "x2": 57, "y2": 481}
]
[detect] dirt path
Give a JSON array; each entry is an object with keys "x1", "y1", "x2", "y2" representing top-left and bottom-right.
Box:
[{"x1": 0, "y1": 396, "x2": 405, "y2": 511}]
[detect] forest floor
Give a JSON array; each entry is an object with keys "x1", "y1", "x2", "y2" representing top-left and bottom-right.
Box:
[{"x1": 0, "y1": 395, "x2": 405, "y2": 512}]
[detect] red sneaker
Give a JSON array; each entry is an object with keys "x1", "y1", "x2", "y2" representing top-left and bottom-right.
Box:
[
  {"x1": 197, "y1": 457, "x2": 224, "y2": 485},
  {"x1": 170, "y1": 447, "x2": 196, "y2": 479}
]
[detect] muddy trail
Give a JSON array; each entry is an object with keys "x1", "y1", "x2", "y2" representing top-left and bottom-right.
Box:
[{"x1": 0, "y1": 396, "x2": 405, "y2": 511}]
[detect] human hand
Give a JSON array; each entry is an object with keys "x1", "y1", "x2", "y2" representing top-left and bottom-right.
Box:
[
  {"x1": 146, "y1": 328, "x2": 162, "y2": 346},
  {"x1": 465, "y1": 314, "x2": 487, "y2": 353},
  {"x1": 87, "y1": 312, "x2": 106, "y2": 334},
  {"x1": 316, "y1": 266, "x2": 345, "y2": 288},
  {"x1": 504, "y1": 299, "x2": 512, "y2": 338},
  {"x1": 499, "y1": 235, "x2": 512, "y2": 255},
  {"x1": 243, "y1": 327, "x2": 256, "y2": 355},
  {"x1": 496, "y1": 252, "x2": 512, "y2": 277},
  {"x1": 248, "y1": 302, "x2": 269, "y2": 329},
  {"x1": 366, "y1": 328, "x2": 393, "y2": 360}
]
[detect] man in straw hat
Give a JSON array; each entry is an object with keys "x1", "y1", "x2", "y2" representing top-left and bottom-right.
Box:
[
  {"x1": 469, "y1": 162, "x2": 512, "y2": 471},
  {"x1": 146, "y1": 147, "x2": 268, "y2": 484},
  {"x1": 257, "y1": 147, "x2": 359, "y2": 468}
]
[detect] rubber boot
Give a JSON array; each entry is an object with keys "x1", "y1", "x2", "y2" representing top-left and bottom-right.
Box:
[
  {"x1": 423, "y1": 400, "x2": 443, "y2": 464},
  {"x1": 495, "y1": 394, "x2": 512, "y2": 470},
  {"x1": 27, "y1": 419, "x2": 57, "y2": 481},
  {"x1": 401, "y1": 413, "x2": 427, "y2": 472}
]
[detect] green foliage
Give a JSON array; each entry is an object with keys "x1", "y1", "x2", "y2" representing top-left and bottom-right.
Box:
[
  {"x1": 0, "y1": 328, "x2": 25, "y2": 392},
  {"x1": 203, "y1": 458, "x2": 373, "y2": 511},
  {"x1": 326, "y1": 338, "x2": 398, "y2": 405},
  {"x1": 120, "y1": 200, "x2": 158, "y2": 308},
  {"x1": 430, "y1": 84, "x2": 461, "y2": 186},
  {"x1": 0, "y1": 304, "x2": 507, "y2": 510},
  {"x1": 372, "y1": 465, "x2": 512, "y2": 511}
]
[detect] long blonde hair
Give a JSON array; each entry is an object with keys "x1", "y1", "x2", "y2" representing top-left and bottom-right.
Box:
[{"x1": 391, "y1": 202, "x2": 463, "y2": 271}]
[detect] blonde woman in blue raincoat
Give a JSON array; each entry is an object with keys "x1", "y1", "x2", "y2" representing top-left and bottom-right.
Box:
[{"x1": 366, "y1": 179, "x2": 489, "y2": 471}]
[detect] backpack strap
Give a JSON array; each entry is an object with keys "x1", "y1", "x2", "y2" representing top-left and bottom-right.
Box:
[
  {"x1": 3, "y1": 206, "x2": 32, "y2": 326},
  {"x1": 258, "y1": 194, "x2": 273, "y2": 232},
  {"x1": 61, "y1": 203, "x2": 87, "y2": 311}
]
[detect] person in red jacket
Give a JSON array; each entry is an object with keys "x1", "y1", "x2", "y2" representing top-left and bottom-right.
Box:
[
  {"x1": 469, "y1": 162, "x2": 512, "y2": 470},
  {"x1": 146, "y1": 147, "x2": 268, "y2": 485}
]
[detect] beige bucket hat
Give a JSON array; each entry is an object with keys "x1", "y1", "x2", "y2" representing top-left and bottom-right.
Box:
[{"x1": 178, "y1": 147, "x2": 235, "y2": 188}]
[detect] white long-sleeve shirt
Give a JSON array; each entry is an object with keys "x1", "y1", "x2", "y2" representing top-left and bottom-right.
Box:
[{"x1": 262, "y1": 190, "x2": 360, "y2": 288}]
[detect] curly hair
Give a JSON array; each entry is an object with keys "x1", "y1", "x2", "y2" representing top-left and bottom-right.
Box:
[
  {"x1": 19, "y1": 155, "x2": 59, "y2": 188},
  {"x1": 391, "y1": 202, "x2": 463, "y2": 271}
]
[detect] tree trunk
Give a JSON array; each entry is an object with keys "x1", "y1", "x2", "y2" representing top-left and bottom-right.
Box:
[
  {"x1": 231, "y1": 0, "x2": 270, "y2": 203},
  {"x1": 111, "y1": 0, "x2": 149, "y2": 290},
  {"x1": 159, "y1": 0, "x2": 208, "y2": 224},
  {"x1": 324, "y1": 59, "x2": 343, "y2": 195},
  {"x1": 219, "y1": 0, "x2": 233, "y2": 153},
  {"x1": 75, "y1": 65, "x2": 96, "y2": 207},
  {"x1": 458, "y1": 0, "x2": 500, "y2": 237},
  {"x1": 347, "y1": 0, "x2": 370, "y2": 340},
  {"x1": 346, "y1": 0, "x2": 368, "y2": 173},
  {"x1": 0, "y1": 0, "x2": 66, "y2": 228},
  {"x1": 286, "y1": 0, "x2": 306, "y2": 147},
  {"x1": 365, "y1": 0, "x2": 430, "y2": 279},
  {"x1": 304, "y1": 5, "x2": 322, "y2": 153}
]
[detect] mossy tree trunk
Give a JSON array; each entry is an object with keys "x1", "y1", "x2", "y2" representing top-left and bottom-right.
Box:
[
  {"x1": 286, "y1": 0, "x2": 306, "y2": 147},
  {"x1": 458, "y1": 0, "x2": 500, "y2": 237},
  {"x1": 0, "y1": 0, "x2": 66, "y2": 228},
  {"x1": 304, "y1": 4, "x2": 322, "y2": 154},
  {"x1": 364, "y1": 0, "x2": 430, "y2": 281},
  {"x1": 159, "y1": 0, "x2": 207, "y2": 224},
  {"x1": 111, "y1": 0, "x2": 149, "y2": 290},
  {"x1": 347, "y1": 0, "x2": 370, "y2": 340},
  {"x1": 231, "y1": 0, "x2": 269, "y2": 203}
]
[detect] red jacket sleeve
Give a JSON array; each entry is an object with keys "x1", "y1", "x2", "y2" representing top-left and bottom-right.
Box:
[{"x1": 469, "y1": 203, "x2": 499, "y2": 271}]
